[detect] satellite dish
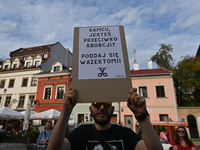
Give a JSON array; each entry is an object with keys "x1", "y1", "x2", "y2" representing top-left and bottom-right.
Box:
[{"x1": 11, "y1": 98, "x2": 18, "y2": 104}]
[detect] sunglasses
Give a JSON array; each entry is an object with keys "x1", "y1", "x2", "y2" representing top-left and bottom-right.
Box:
[
  {"x1": 178, "y1": 130, "x2": 185, "y2": 133},
  {"x1": 92, "y1": 102, "x2": 112, "y2": 109}
]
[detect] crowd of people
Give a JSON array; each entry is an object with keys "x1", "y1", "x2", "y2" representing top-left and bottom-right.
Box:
[
  {"x1": 0, "y1": 84, "x2": 197, "y2": 150},
  {"x1": 38, "y1": 85, "x2": 197, "y2": 150},
  {"x1": 47, "y1": 86, "x2": 163, "y2": 150},
  {"x1": 0, "y1": 124, "x2": 14, "y2": 134}
]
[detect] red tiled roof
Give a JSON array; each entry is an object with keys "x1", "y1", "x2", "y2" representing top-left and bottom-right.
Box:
[
  {"x1": 10, "y1": 42, "x2": 58, "y2": 55},
  {"x1": 130, "y1": 67, "x2": 172, "y2": 76}
]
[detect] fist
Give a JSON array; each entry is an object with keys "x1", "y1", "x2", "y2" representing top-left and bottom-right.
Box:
[
  {"x1": 63, "y1": 86, "x2": 77, "y2": 111},
  {"x1": 127, "y1": 88, "x2": 146, "y2": 116}
]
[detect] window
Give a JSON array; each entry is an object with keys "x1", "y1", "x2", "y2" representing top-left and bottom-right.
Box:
[
  {"x1": 31, "y1": 78, "x2": 37, "y2": 86},
  {"x1": 8, "y1": 79, "x2": 15, "y2": 88},
  {"x1": 44, "y1": 88, "x2": 51, "y2": 99},
  {"x1": 43, "y1": 54, "x2": 48, "y2": 58},
  {"x1": 29, "y1": 95, "x2": 35, "y2": 106},
  {"x1": 18, "y1": 96, "x2": 25, "y2": 108},
  {"x1": 4, "y1": 65, "x2": 8, "y2": 70},
  {"x1": 13, "y1": 64, "x2": 17, "y2": 69},
  {"x1": 56, "y1": 87, "x2": 64, "y2": 99},
  {"x1": 156, "y1": 86, "x2": 165, "y2": 97},
  {"x1": 160, "y1": 114, "x2": 169, "y2": 121},
  {"x1": 54, "y1": 66, "x2": 60, "y2": 72},
  {"x1": 35, "y1": 61, "x2": 40, "y2": 67},
  {"x1": 139, "y1": 86, "x2": 148, "y2": 98},
  {"x1": 0, "y1": 80, "x2": 5, "y2": 88},
  {"x1": 26, "y1": 62, "x2": 31, "y2": 68},
  {"x1": 22, "y1": 78, "x2": 28, "y2": 87},
  {"x1": 5, "y1": 96, "x2": 11, "y2": 107}
]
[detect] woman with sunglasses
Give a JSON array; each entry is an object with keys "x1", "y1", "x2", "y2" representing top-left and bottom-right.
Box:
[{"x1": 172, "y1": 126, "x2": 196, "y2": 150}]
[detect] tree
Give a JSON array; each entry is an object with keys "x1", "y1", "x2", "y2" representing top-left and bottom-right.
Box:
[
  {"x1": 151, "y1": 44, "x2": 174, "y2": 68},
  {"x1": 173, "y1": 55, "x2": 200, "y2": 106}
]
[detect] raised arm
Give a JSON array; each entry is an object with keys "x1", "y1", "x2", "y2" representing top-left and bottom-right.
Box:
[
  {"x1": 47, "y1": 86, "x2": 77, "y2": 150},
  {"x1": 127, "y1": 88, "x2": 163, "y2": 150}
]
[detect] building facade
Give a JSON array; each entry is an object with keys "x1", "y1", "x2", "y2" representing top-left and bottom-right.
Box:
[
  {"x1": 177, "y1": 107, "x2": 200, "y2": 139},
  {"x1": 120, "y1": 62, "x2": 179, "y2": 132},
  {"x1": 34, "y1": 62, "x2": 70, "y2": 112},
  {"x1": 0, "y1": 42, "x2": 72, "y2": 112}
]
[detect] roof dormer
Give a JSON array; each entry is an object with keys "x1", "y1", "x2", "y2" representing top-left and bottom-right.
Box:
[
  {"x1": 24, "y1": 56, "x2": 33, "y2": 68},
  {"x1": 33, "y1": 54, "x2": 42, "y2": 67},
  {"x1": 3, "y1": 59, "x2": 11, "y2": 70},
  {"x1": 12, "y1": 57, "x2": 20, "y2": 69},
  {"x1": 51, "y1": 61, "x2": 63, "y2": 72}
]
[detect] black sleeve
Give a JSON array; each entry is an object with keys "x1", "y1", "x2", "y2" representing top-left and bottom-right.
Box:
[{"x1": 124, "y1": 127, "x2": 142, "y2": 150}]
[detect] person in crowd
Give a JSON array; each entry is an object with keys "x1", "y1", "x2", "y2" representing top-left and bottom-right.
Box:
[
  {"x1": 48, "y1": 86, "x2": 163, "y2": 150},
  {"x1": 12, "y1": 127, "x2": 18, "y2": 134},
  {"x1": 37, "y1": 121, "x2": 53, "y2": 150},
  {"x1": 172, "y1": 126, "x2": 196, "y2": 150},
  {"x1": 159, "y1": 128, "x2": 169, "y2": 143},
  {"x1": 3, "y1": 124, "x2": 12, "y2": 133}
]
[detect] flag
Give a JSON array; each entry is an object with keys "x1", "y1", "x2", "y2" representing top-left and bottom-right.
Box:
[{"x1": 8, "y1": 103, "x2": 12, "y2": 108}]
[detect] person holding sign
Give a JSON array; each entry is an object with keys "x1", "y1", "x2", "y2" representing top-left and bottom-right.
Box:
[{"x1": 48, "y1": 86, "x2": 163, "y2": 150}]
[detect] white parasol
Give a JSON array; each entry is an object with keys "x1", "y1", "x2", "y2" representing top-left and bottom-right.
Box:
[
  {"x1": 23, "y1": 100, "x2": 31, "y2": 131},
  {"x1": 0, "y1": 107, "x2": 24, "y2": 119},
  {"x1": 20, "y1": 110, "x2": 38, "y2": 116},
  {"x1": 30, "y1": 109, "x2": 61, "y2": 120}
]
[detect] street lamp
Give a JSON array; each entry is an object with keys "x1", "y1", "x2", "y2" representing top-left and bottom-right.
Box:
[
  {"x1": 1, "y1": 89, "x2": 7, "y2": 107},
  {"x1": 68, "y1": 67, "x2": 72, "y2": 76}
]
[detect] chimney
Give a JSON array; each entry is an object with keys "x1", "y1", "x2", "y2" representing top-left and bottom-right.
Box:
[
  {"x1": 148, "y1": 60, "x2": 153, "y2": 69},
  {"x1": 133, "y1": 62, "x2": 139, "y2": 70}
]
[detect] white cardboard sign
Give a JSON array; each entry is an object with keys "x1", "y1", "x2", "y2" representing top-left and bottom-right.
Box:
[{"x1": 78, "y1": 26, "x2": 126, "y2": 80}]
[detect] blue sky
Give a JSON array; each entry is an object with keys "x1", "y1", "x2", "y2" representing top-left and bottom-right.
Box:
[{"x1": 0, "y1": 0, "x2": 200, "y2": 69}]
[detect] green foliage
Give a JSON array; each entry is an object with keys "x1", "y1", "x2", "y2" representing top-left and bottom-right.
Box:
[
  {"x1": 173, "y1": 55, "x2": 200, "y2": 106},
  {"x1": 151, "y1": 44, "x2": 174, "y2": 68},
  {"x1": 15, "y1": 120, "x2": 21, "y2": 129},
  {"x1": 10, "y1": 132, "x2": 24, "y2": 138},
  {"x1": 25, "y1": 126, "x2": 39, "y2": 137}
]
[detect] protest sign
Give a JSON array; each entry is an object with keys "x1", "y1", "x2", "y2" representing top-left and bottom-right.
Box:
[{"x1": 72, "y1": 26, "x2": 131, "y2": 102}]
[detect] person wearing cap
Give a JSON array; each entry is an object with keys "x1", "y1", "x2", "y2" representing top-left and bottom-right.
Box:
[{"x1": 48, "y1": 86, "x2": 163, "y2": 150}]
